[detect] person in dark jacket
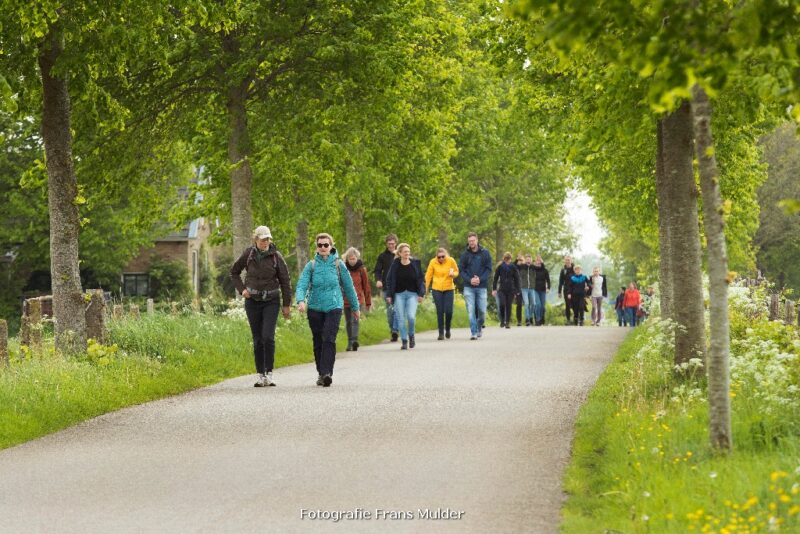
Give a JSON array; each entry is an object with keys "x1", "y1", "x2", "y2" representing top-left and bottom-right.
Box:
[
  {"x1": 385, "y1": 243, "x2": 426, "y2": 349},
  {"x1": 558, "y1": 256, "x2": 575, "y2": 324},
  {"x1": 374, "y1": 233, "x2": 399, "y2": 341},
  {"x1": 343, "y1": 247, "x2": 372, "y2": 352},
  {"x1": 532, "y1": 255, "x2": 551, "y2": 326},
  {"x1": 230, "y1": 225, "x2": 292, "y2": 387},
  {"x1": 517, "y1": 254, "x2": 537, "y2": 326},
  {"x1": 513, "y1": 255, "x2": 525, "y2": 326},
  {"x1": 492, "y1": 252, "x2": 522, "y2": 329},
  {"x1": 568, "y1": 265, "x2": 591, "y2": 326},
  {"x1": 459, "y1": 232, "x2": 494, "y2": 340},
  {"x1": 614, "y1": 286, "x2": 627, "y2": 326}
]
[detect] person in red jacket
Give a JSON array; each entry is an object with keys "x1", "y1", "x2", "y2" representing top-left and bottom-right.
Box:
[
  {"x1": 623, "y1": 282, "x2": 641, "y2": 328},
  {"x1": 343, "y1": 247, "x2": 372, "y2": 351}
]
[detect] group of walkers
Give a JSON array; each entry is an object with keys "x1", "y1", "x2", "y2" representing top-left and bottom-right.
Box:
[{"x1": 231, "y1": 225, "x2": 654, "y2": 388}]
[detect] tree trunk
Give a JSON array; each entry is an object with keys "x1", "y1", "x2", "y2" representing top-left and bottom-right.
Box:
[
  {"x1": 655, "y1": 119, "x2": 674, "y2": 320},
  {"x1": 438, "y1": 227, "x2": 449, "y2": 250},
  {"x1": 661, "y1": 101, "x2": 705, "y2": 365},
  {"x1": 495, "y1": 224, "x2": 504, "y2": 262},
  {"x1": 691, "y1": 84, "x2": 732, "y2": 452},
  {"x1": 344, "y1": 199, "x2": 365, "y2": 253},
  {"x1": 0, "y1": 319, "x2": 8, "y2": 367},
  {"x1": 85, "y1": 289, "x2": 106, "y2": 344},
  {"x1": 223, "y1": 33, "x2": 254, "y2": 260},
  {"x1": 38, "y1": 25, "x2": 86, "y2": 354},
  {"x1": 295, "y1": 218, "x2": 310, "y2": 276}
]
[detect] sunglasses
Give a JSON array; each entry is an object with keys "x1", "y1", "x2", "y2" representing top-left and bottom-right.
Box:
[
  {"x1": 437, "y1": 255, "x2": 445, "y2": 259},
  {"x1": 316, "y1": 242, "x2": 330, "y2": 248}
]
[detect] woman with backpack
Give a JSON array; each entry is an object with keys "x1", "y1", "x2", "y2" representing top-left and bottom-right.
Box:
[
  {"x1": 492, "y1": 252, "x2": 522, "y2": 329},
  {"x1": 343, "y1": 247, "x2": 372, "y2": 352},
  {"x1": 385, "y1": 243, "x2": 426, "y2": 349},
  {"x1": 230, "y1": 226, "x2": 292, "y2": 387},
  {"x1": 295, "y1": 233, "x2": 361, "y2": 387}
]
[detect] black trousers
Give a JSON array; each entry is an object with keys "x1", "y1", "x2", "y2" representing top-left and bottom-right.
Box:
[
  {"x1": 515, "y1": 293, "x2": 523, "y2": 324},
  {"x1": 432, "y1": 290, "x2": 454, "y2": 334},
  {"x1": 498, "y1": 290, "x2": 515, "y2": 325},
  {"x1": 571, "y1": 294, "x2": 587, "y2": 323},
  {"x1": 307, "y1": 308, "x2": 343, "y2": 376},
  {"x1": 244, "y1": 299, "x2": 280, "y2": 374},
  {"x1": 563, "y1": 291, "x2": 572, "y2": 321}
]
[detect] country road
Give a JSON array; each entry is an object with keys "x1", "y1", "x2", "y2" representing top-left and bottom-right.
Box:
[{"x1": 0, "y1": 325, "x2": 627, "y2": 534}]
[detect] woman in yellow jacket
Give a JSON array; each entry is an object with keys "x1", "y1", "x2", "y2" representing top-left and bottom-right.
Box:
[{"x1": 425, "y1": 247, "x2": 460, "y2": 340}]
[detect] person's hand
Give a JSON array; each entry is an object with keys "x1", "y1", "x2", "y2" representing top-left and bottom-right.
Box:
[
  {"x1": 417, "y1": 296, "x2": 423, "y2": 303},
  {"x1": 448, "y1": 268, "x2": 455, "y2": 277},
  {"x1": 297, "y1": 302, "x2": 306, "y2": 314},
  {"x1": 385, "y1": 297, "x2": 392, "y2": 305},
  {"x1": 492, "y1": 290, "x2": 497, "y2": 297},
  {"x1": 353, "y1": 310, "x2": 361, "y2": 321},
  {"x1": 376, "y1": 281, "x2": 383, "y2": 289},
  {"x1": 282, "y1": 306, "x2": 291, "y2": 319},
  {"x1": 567, "y1": 295, "x2": 571, "y2": 300},
  {"x1": 471, "y1": 275, "x2": 480, "y2": 287},
  {"x1": 242, "y1": 289, "x2": 251, "y2": 299}
]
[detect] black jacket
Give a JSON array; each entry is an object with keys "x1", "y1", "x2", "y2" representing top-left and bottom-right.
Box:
[
  {"x1": 493, "y1": 262, "x2": 521, "y2": 293},
  {"x1": 558, "y1": 265, "x2": 575, "y2": 296},
  {"x1": 230, "y1": 245, "x2": 292, "y2": 306},
  {"x1": 385, "y1": 258, "x2": 426, "y2": 299},
  {"x1": 374, "y1": 249, "x2": 396, "y2": 285},
  {"x1": 517, "y1": 263, "x2": 535, "y2": 289},
  {"x1": 532, "y1": 264, "x2": 551, "y2": 292}
]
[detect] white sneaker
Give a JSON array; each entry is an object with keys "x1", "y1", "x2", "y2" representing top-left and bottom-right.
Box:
[
  {"x1": 265, "y1": 372, "x2": 276, "y2": 386},
  {"x1": 254, "y1": 373, "x2": 266, "y2": 387}
]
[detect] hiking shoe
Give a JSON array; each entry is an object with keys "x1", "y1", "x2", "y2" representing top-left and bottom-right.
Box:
[
  {"x1": 517, "y1": 322, "x2": 522, "y2": 327},
  {"x1": 437, "y1": 334, "x2": 444, "y2": 341},
  {"x1": 409, "y1": 336, "x2": 415, "y2": 348},
  {"x1": 322, "y1": 374, "x2": 332, "y2": 387},
  {"x1": 505, "y1": 324, "x2": 511, "y2": 329},
  {"x1": 445, "y1": 330, "x2": 451, "y2": 339},
  {"x1": 265, "y1": 372, "x2": 276, "y2": 386},
  {"x1": 345, "y1": 344, "x2": 353, "y2": 352},
  {"x1": 254, "y1": 374, "x2": 266, "y2": 387},
  {"x1": 316, "y1": 375, "x2": 324, "y2": 386},
  {"x1": 352, "y1": 341, "x2": 359, "y2": 351},
  {"x1": 477, "y1": 331, "x2": 483, "y2": 338},
  {"x1": 391, "y1": 331, "x2": 399, "y2": 342},
  {"x1": 401, "y1": 340, "x2": 408, "y2": 350},
  {"x1": 470, "y1": 335, "x2": 477, "y2": 340}
]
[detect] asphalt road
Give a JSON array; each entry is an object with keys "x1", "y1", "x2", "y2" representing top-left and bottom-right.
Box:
[{"x1": 0, "y1": 325, "x2": 627, "y2": 534}]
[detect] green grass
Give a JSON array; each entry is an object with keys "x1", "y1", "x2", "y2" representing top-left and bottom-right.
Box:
[
  {"x1": 0, "y1": 297, "x2": 469, "y2": 450},
  {"x1": 561, "y1": 322, "x2": 800, "y2": 533}
]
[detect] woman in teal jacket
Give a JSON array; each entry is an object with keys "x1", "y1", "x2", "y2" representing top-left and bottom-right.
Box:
[{"x1": 295, "y1": 232, "x2": 360, "y2": 387}]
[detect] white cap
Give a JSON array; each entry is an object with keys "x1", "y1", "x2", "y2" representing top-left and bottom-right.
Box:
[{"x1": 254, "y1": 226, "x2": 272, "y2": 239}]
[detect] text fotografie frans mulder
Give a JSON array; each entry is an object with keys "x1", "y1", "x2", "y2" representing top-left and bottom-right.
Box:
[{"x1": 300, "y1": 508, "x2": 465, "y2": 521}]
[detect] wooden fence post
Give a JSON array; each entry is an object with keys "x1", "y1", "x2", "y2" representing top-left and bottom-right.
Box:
[
  {"x1": 129, "y1": 304, "x2": 140, "y2": 318},
  {"x1": 21, "y1": 298, "x2": 43, "y2": 347},
  {"x1": 147, "y1": 298, "x2": 154, "y2": 314},
  {"x1": 769, "y1": 294, "x2": 780, "y2": 321},
  {"x1": 0, "y1": 319, "x2": 8, "y2": 367},
  {"x1": 85, "y1": 290, "x2": 106, "y2": 344},
  {"x1": 785, "y1": 300, "x2": 796, "y2": 327},
  {"x1": 112, "y1": 304, "x2": 124, "y2": 319}
]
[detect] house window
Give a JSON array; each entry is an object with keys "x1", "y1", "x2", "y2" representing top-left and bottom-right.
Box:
[{"x1": 123, "y1": 273, "x2": 149, "y2": 297}]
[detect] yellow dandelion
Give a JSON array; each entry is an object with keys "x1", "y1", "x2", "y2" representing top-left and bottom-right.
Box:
[
  {"x1": 770, "y1": 471, "x2": 788, "y2": 481},
  {"x1": 788, "y1": 505, "x2": 800, "y2": 515},
  {"x1": 779, "y1": 494, "x2": 791, "y2": 503}
]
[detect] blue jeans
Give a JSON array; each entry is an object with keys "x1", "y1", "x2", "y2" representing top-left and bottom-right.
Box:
[
  {"x1": 463, "y1": 286, "x2": 487, "y2": 336},
  {"x1": 382, "y1": 289, "x2": 398, "y2": 333},
  {"x1": 431, "y1": 289, "x2": 454, "y2": 334},
  {"x1": 534, "y1": 290, "x2": 547, "y2": 323},
  {"x1": 394, "y1": 291, "x2": 419, "y2": 341},
  {"x1": 626, "y1": 307, "x2": 638, "y2": 328},
  {"x1": 521, "y1": 288, "x2": 537, "y2": 321},
  {"x1": 616, "y1": 308, "x2": 626, "y2": 326}
]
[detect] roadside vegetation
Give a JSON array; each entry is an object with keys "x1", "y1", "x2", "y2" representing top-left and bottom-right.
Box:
[{"x1": 562, "y1": 282, "x2": 800, "y2": 533}]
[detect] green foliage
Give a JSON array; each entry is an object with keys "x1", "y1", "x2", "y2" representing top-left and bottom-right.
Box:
[{"x1": 147, "y1": 257, "x2": 192, "y2": 302}]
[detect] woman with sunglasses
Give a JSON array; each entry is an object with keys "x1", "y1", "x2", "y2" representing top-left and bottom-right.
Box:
[
  {"x1": 385, "y1": 243, "x2": 426, "y2": 349},
  {"x1": 295, "y1": 233, "x2": 360, "y2": 387},
  {"x1": 425, "y1": 247, "x2": 459, "y2": 340}
]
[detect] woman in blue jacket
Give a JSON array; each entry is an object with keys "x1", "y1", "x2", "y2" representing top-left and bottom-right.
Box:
[
  {"x1": 385, "y1": 243, "x2": 426, "y2": 350},
  {"x1": 296, "y1": 233, "x2": 360, "y2": 387},
  {"x1": 568, "y1": 265, "x2": 591, "y2": 326}
]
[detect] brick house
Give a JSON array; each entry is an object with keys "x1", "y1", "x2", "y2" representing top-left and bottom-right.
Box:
[{"x1": 121, "y1": 217, "x2": 213, "y2": 297}]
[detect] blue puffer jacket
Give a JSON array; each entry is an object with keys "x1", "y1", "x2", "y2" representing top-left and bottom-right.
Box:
[
  {"x1": 459, "y1": 245, "x2": 493, "y2": 289},
  {"x1": 295, "y1": 248, "x2": 360, "y2": 313}
]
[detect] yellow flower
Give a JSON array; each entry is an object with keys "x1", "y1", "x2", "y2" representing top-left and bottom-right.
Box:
[
  {"x1": 770, "y1": 471, "x2": 788, "y2": 482},
  {"x1": 779, "y1": 494, "x2": 791, "y2": 503},
  {"x1": 789, "y1": 505, "x2": 800, "y2": 516}
]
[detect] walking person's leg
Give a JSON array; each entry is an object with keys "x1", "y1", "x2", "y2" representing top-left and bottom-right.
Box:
[
  {"x1": 260, "y1": 302, "x2": 280, "y2": 384},
  {"x1": 627, "y1": 307, "x2": 637, "y2": 328},
  {"x1": 307, "y1": 309, "x2": 325, "y2": 376},
  {"x1": 515, "y1": 293, "x2": 523, "y2": 326},
  {"x1": 476, "y1": 288, "x2": 487, "y2": 336},
  {"x1": 244, "y1": 299, "x2": 267, "y2": 386},
  {"x1": 463, "y1": 287, "x2": 477, "y2": 337},
  {"x1": 319, "y1": 309, "x2": 343, "y2": 386},
  {"x1": 564, "y1": 291, "x2": 572, "y2": 323},
  {"x1": 521, "y1": 289, "x2": 532, "y2": 325},
  {"x1": 536, "y1": 290, "x2": 547, "y2": 325},
  {"x1": 406, "y1": 293, "x2": 419, "y2": 347},
  {"x1": 395, "y1": 291, "x2": 410, "y2": 345},
  {"x1": 383, "y1": 289, "x2": 398, "y2": 341},
  {"x1": 344, "y1": 307, "x2": 354, "y2": 350},
  {"x1": 432, "y1": 290, "x2": 445, "y2": 337},
  {"x1": 443, "y1": 290, "x2": 454, "y2": 337}
]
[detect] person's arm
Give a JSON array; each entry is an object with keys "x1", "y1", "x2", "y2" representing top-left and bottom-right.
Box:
[
  {"x1": 416, "y1": 261, "x2": 426, "y2": 298},
  {"x1": 514, "y1": 267, "x2": 522, "y2": 294},
  {"x1": 545, "y1": 268, "x2": 551, "y2": 292},
  {"x1": 425, "y1": 259, "x2": 435, "y2": 291},
  {"x1": 449, "y1": 258, "x2": 459, "y2": 279},
  {"x1": 602, "y1": 275, "x2": 608, "y2": 298},
  {"x1": 295, "y1": 262, "x2": 312, "y2": 310},
  {"x1": 362, "y1": 267, "x2": 372, "y2": 307},
  {"x1": 340, "y1": 263, "x2": 360, "y2": 313},
  {"x1": 480, "y1": 251, "x2": 493, "y2": 286},
  {"x1": 229, "y1": 248, "x2": 250, "y2": 295},
  {"x1": 492, "y1": 267, "x2": 500, "y2": 291},
  {"x1": 384, "y1": 261, "x2": 397, "y2": 302},
  {"x1": 558, "y1": 269, "x2": 565, "y2": 294},
  {"x1": 458, "y1": 252, "x2": 469, "y2": 285},
  {"x1": 275, "y1": 252, "x2": 293, "y2": 309}
]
